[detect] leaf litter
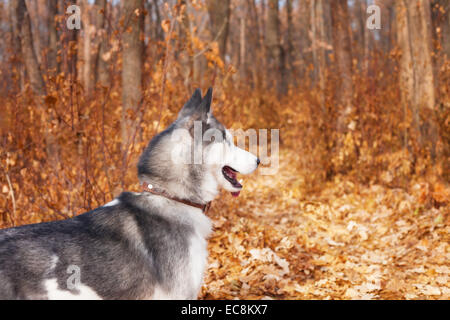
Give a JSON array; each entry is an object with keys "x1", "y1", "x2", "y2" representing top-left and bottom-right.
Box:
[{"x1": 200, "y1": 150, "x2": 449, "y2": 300}]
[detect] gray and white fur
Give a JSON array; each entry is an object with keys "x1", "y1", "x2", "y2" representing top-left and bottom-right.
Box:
[{"x1": 0, "y1": 88, "x2": 259, "y2": 299}]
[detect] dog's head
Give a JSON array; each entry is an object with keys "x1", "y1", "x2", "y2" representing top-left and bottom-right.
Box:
[{"x1": 138, "y1": 88, "x2": 259, "y2": 203}]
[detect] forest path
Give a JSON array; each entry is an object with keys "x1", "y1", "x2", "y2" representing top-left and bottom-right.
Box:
[{"x1": 201, "y1": 150, "x2": 449, "y2": 300}]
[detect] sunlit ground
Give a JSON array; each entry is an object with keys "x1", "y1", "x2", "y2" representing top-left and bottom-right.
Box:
[{"x1": 201, "y1": 150, "x2": 449, "y2": 300}]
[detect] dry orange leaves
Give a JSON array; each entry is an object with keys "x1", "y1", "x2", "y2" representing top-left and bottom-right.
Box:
[{"x1": 200, "y1": 150, "x2": 449, "y2": 300}]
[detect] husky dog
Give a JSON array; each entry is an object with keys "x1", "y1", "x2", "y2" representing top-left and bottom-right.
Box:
[{"x1": 0, "y1": 88, "x2": 259, "y2": 299}]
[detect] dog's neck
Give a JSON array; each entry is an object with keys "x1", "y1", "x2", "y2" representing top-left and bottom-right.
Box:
[
  {"x1": 138, "y1": 174, "x2": 219, "y2": 205},
  {"x1": 140, "y1": 182, "x2": 212, "y2": 213}
]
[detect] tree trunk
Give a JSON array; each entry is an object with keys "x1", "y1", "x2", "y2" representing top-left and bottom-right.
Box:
[
  {"x1": 298, "y1": 0, "x2": 311, "y2": 80},
  {"x1": 444, "y1": 2, "x2": 450, "y2": 58},
  {"x1": 81, "y1": 0, "x2": 93, "y2": 95},
  {"x1": 93, "y1": 0, "x2": 109, "y2": 87},
  {"x1": 47, "y1": 0, "x2": 59, "y2": 74},
  {"x1": 152, "y1": 0, "x2": 163, "y2": 42},
  {"x1": 9, "y1": 0, "x2": 24, "y2": 90},
  {"x1": 357, "y1": 0, "x2": 370, "y2": 73},
  {"x1": 63, "y1": 0, "x2": 78, "y2": 80},
  {"x1": 330, "y1": 0, "x2": 353, "y2": 131},
  {"x1": 380, "y1": 0, "x2": 396, "y2": 57},
  {"x1": 207, "y1": 0, "x2": 231, "y2": 59},
  {"x1": 311, "y1": 0, "x2": 329, "y2": 106},
  {"x1": 286, "y1": 0, "x2": 295, "y2": 85},
  {"x1": 13, "y1": 0, "x2": 46, "y2": 96},
  {"x1": 178, "y1": 0, "x2": 195, "y2": 87},
  {"x1": 248, "y1": 0, "x2": 262, "y2": 88},
  {"x1": 396, "y1": 0, "x2": 436, "y2": 155},
  {"x1": 239, "y1": 13, "x2": 246, "y2": 80},
  {"x1": 121, "y1": 0, "x2": 144, "y2": 149},
  {"x1": 28, "y1": 0, "x2": 43, "y2": 66},
  {"x1": 435, "y1": 0, "x2": 450, "y2": 59},
  {"x1": 266, "y1": 0, "x2": 287, "y2": 95}
]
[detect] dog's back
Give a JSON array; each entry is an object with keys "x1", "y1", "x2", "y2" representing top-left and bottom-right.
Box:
[{"x1": 0, "y1": 192, "x2": 211, "y2": 299}]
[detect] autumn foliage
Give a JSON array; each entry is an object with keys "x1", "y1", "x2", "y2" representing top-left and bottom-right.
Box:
[{"x1": 0, "y1": 0, "x2": 449, "y2": 299}]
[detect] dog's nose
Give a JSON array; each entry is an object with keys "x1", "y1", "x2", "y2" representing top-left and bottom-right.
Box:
[{"x1": 256, "y1": 158, "x2": 260, "y2": 166}]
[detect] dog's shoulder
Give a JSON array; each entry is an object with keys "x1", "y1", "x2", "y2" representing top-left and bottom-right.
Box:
[{"x1": 115, "y1": 191, "x2": 212, "y2": 239}]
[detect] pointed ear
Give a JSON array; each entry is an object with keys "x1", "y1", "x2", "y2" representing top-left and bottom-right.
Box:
[
  {"x1": 199, "y1": 87, "x2": 213, "y2": 115},
  {"x1": 178, "y1": 88, "x2": 202, "y2": 119}
]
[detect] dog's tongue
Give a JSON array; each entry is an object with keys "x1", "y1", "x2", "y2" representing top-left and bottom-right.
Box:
[{"x1": 231, "y1": 191, "x2": 241, "y2": 197}]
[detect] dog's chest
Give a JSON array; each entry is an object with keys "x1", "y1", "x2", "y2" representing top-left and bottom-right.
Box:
[
  {"x1": 187, "y1": 233, "x2": 208, "y2": 293},
  {"x1": 146, "y1": 204, "x2": 213, "y2": 299},
  {"x1": 183, "y1": 208, "x2": 212, "y2": 294}
]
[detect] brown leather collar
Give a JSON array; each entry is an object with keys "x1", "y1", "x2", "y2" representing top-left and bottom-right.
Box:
[{"x1": 141, "y1": 182, "x2": 211, "y2": 213}]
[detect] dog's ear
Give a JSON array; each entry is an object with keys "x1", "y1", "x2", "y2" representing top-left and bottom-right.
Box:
[
  {"x1": 193, "y1": 87, "x2": 213, "y2": 124},
  {"x1": 199, "y1": 87, "x2": 212, "y2": 116},
  {"x1": 178, "y1": 88, "x2": 202, "y2": 119},
  {"x1": 178, "y1": 88, "x2": 213, "y2": 123}
]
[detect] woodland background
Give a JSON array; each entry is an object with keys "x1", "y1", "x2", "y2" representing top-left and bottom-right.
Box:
[{"x1": 0, "y1": 0, "x2": 449, "y2": 299}]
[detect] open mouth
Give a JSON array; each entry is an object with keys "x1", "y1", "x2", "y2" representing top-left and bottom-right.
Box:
[{"x1": 222, "y1": 166, "x2": 242, "y2": 197}]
